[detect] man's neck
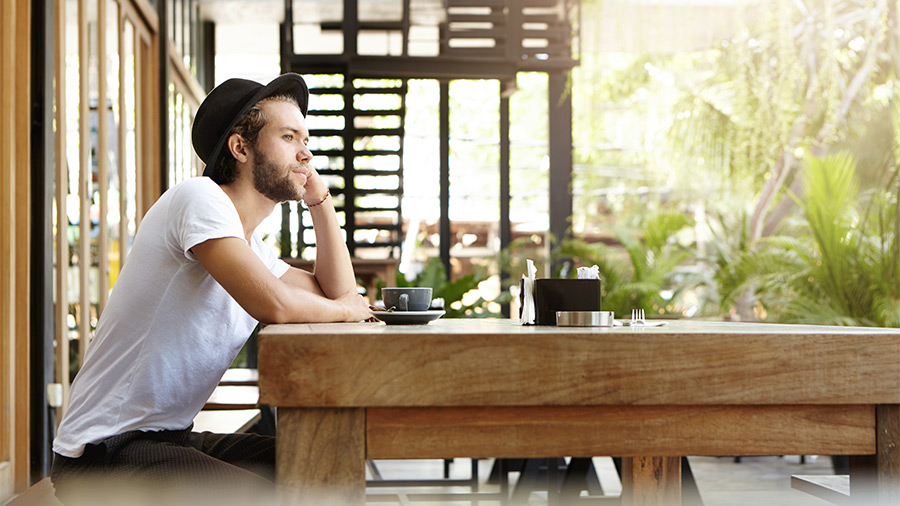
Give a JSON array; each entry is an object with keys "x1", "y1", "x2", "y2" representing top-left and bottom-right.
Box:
[{"x1": 219, "y1": 180, "x2": 277, "y2": 241}]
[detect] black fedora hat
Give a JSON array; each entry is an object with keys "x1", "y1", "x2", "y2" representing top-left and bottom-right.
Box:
[{"x1": 193, "y1": 73, "x2": 309, "y2": 181}]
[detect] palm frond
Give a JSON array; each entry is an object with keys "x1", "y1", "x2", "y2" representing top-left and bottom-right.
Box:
[
  {"x1": 718, "y1": 247, "x2": 810, "y2": 306},
  {"x1": 873, "y1": 294, "x2": 900, "y2": 327},
  {"x1": 783, "y1": 295, "x2": 868, "y2": 327},
  {"x1": 641, "y1": 213, "x2": 692, "y2": 253},
  {"x1": 614, "y1": 228, "x2": 650, "y2": 281},
  {"x1": 797, "y1": 152, "x2": 861, "y2": 302}
]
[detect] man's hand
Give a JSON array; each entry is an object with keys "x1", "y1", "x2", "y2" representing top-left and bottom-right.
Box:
[
  {"x1": 336, "y1": 290, "x2": 373, "y2": 322},
  {"x1": 302, "y1": 166, "x2": 329, "y2": 206},
  {"x1": 299, "y1": 165, "x2": 358, "y2": 301}
]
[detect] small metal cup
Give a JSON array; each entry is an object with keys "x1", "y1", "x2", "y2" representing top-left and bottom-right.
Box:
[{"x1": 556, "y1": 311, "x2": 615, "y2": 327}]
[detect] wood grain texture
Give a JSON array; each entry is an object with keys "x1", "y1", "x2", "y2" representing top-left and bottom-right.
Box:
[
  {"x1": 0, "y1": 2, "x2": 16, "y2": 494},
  {"x1": 365, "y1": 405, "x2": 875, "y2": 459},
  {"x1": 276, "y1": 408, "x2": 365, "y2": 506},
  {"x1": 621, "y1": 457, "x2": 681, "y2": 506},
  {"x1": 14, "y1": 0, "x2": 31, "y2": 490},
  {"x1": 259, "y1": 320, "x2": 900, "y2": 407},
  {"x1": 1, "y1": 0, "x2": 32, "y2": 494},
  {"x1": 261, "y1": 320, "x2": 900, "y2": 503}
]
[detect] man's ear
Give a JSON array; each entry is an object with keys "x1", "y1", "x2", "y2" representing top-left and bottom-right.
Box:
[{"x1": 226, "y1": 133, "x2": 250, "y2": 164}]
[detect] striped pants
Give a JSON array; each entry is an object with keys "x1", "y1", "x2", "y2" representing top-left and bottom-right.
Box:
[{"x1": 51, "y1": 427, "x2": 275, "y2": 506}]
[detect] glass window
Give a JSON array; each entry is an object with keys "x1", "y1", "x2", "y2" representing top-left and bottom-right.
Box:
[
  {"x1": 106, "y1": 0, "x2": 121, "y2": 290},
  {"x1": 64, "y1": 0, "x2": 81, "y2": 377},
  {"x1": 87, "y1": 0, "x2": 100, "y2": 341},
  {"x1": 122, "y1": 19, "x2": 137, "y2": 257}
]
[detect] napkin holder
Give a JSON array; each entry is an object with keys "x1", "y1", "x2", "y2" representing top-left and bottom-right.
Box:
[{"x1": 520, "y1": 278, "x2": 603, "y2": 325}]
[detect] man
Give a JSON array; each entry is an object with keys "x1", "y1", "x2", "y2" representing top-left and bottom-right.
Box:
[{"x1": 50, "y1": 74, "x2": 371, "y2": 503}]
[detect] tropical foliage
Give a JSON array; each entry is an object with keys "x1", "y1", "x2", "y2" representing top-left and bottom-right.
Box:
[
  {"x1": 720, "y1": 152, "x2": 900, "y2": 326},
  {"x1": 665, "y1": 0, "x2": 896, "y2": 242},
  {"x1": 537, "y1": 212, "x2": 693, "y2": 317},
  {"x1": 569, "y1": 0, "x2": 899, "y2": 323},
  {"x1": 388, "y1": 1, "x2": 900, "y2": 326}
]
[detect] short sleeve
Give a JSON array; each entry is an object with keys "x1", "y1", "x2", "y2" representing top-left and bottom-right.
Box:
[{"x1": 167, "y1": 178, "x2": 245, "y2": 260}]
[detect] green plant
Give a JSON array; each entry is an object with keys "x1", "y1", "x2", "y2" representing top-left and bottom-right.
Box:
[
  {"x1": 664, "y1": 0, "x2": 895, "y2": 248},
  {"x1": 550, "y1": 212, "x2": 694, "y2": 317},
  {"x1": 376, "y1": 257, "x2": 510, "y2": 318},
  {"x1": 720, "y1": 152, "x2": 900, "y2": 326}
]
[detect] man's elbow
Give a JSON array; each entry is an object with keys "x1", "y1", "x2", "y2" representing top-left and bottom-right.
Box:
[{"x1": 252, "y1": 299, "x2": 292, "y2": 324}]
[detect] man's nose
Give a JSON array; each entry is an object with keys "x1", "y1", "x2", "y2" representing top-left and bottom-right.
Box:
[{"x1": 297, "y1": 144, "x2": 312, "y2": 163}]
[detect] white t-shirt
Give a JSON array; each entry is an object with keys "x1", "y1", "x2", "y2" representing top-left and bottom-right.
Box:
[{"x1": 53, "y1": 177, "x2": 290, "y2": 458}]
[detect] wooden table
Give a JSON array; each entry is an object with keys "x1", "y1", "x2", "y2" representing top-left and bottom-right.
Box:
[{"x1": 258, "y1": 319, "x2": 900, "y2": 505}]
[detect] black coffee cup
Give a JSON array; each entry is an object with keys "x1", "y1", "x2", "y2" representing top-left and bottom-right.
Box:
[{"x1": 382, "y1": 287, "x2": 433, "y2": 311}]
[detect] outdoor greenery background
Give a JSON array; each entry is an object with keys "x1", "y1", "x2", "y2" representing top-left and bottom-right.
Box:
[{"x1": 396, "y1": 0, "x2": 899, "y2": 326}]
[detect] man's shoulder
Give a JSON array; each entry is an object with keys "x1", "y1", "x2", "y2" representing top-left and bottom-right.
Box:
[
  {"x1": 162, "y1": 177, "x2": 227, "y2": 206},
  {"x1": 172, "y1": 176, "x2": 219, "y2": 194}
]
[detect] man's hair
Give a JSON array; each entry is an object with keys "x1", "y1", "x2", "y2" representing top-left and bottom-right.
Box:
[{"x1": 212, "y1": 94, "x2": 301, "y2": 184}]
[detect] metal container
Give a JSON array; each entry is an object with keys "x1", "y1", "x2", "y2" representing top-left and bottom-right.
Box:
[{"x1": 556, "y1": 311, "x2": 615, "y2": 327}]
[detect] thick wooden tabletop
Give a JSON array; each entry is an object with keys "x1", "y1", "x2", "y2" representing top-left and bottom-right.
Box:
[
  {"x1": 260, "y1": 318, "x2": 900, "y2": 505},
  {"x1": 258, "y1": 319, "x2": 900, "y2": 408}
]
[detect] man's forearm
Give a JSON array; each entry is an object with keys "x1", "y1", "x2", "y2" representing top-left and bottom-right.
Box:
[
  {"x1": 307, "y1": 197, "x2": 357, "y2": 299},
  {"x1": 265, "y1": 283, "x2": 354, "y2": 323}
]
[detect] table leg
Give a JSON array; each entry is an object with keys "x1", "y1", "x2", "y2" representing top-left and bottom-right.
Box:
[
  {"x1": 849, "y1": 455, "x2": 876, "y2": 504},
  {"x1": 276, "y1": 407, "x2": 366, "y2": 505},
  {"x1": 877, "y1": 405, "x2": 899, "y2": 505},
  {"x1": 851, "y1": 405, "x2": 900, "y2": 506},
  {"x1": 620, "y1": 457, "x2": 681, "y2": 506}
]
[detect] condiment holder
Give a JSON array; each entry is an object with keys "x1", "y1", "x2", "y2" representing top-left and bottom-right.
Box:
[{"x1": 556, "y1": 311, "x2": 615, "y2": 327}]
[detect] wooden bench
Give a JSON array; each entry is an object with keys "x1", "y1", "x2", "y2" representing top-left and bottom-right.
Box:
[
  {"x1": 4, "y1": 372, "x2": 262, "y2": 506},
  {"x1": 218, "y1": 367, "x2": 258, "y2": 386},
  {"x1": 195, "y1": 370, "x2": 262, "y2": 433},
  {"x1": 791, "y1": 474, "x2": 850, "y2": 505},
  {"x1": 192, "y1": 408, "x2": 261, "y2": 434},
  {"x1": 202, "y1": 385, "x2": 259, "y2": 410},
  {"x1": 4, "y1": 477, "x2": 62, "y2": 506}
]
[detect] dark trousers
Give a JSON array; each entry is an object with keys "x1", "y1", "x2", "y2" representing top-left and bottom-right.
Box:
[{"x1": 51, "y1": 427, "x2": 275, "y2": 506}]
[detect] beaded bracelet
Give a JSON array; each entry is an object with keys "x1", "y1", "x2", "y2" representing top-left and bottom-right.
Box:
[{"x1": 306, "y1": 189, "x2": 330, "y2": 208}]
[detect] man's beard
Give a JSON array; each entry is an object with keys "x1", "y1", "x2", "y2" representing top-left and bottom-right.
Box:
[{"x1": 250, "y1": 147, "x2": 306, "y2": 203}]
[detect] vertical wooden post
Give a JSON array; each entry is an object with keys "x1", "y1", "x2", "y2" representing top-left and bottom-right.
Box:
[
  {"x1": 14, "y1": 0, "x2": 32, "y2": 489},
  {"x1": 156, "y1": 0, "x2": 168, "y2": 193},
  {"x1": 438, "y1": 80, "x2": 450, "y2": 280},
  {"x1": 31, "y1": 0, "x2": 55, "y2": 478},
  {"x1": 276, "y1": 408, "x2": 366, "y2": 506},
  {"x1": 548, "y1": 69, "x2": 573, "y2": 257},
  {"x1": 877, "y1": 405, "x2": 900, "y2": 505},
  {"x1": 54, "y1": 0, "x2": 69, "y2": 416},
  {"x1": 117, "y1": 5, "x2": 127, "y2": 264},
  {"x1": 621, "y1": 456, "x2": 681, "y2": 506},
  {"x1": 438, "y1": 79, "x2": 452, "y2": 280},
  {"x1": 77, "y1": 0, "x2": 89, "y2": 366},
  {"x1": 499, "y1": 89, "x2": 511, "y2": 318},
  {"x1": 850, "y1": 405, "x2": 899, "y2": 505},
  {"x1": 97, "y1": 0, "x2": 109, "y2": 312}
]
